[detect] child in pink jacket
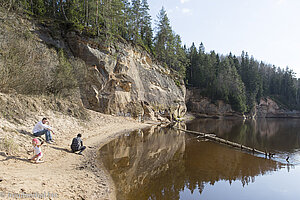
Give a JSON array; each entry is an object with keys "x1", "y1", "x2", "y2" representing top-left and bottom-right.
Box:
[{"x1": 29, "y1": 138, "x2": 44, "y2": 163}]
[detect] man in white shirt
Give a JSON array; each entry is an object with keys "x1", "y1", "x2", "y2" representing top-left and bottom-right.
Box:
[{"x1": 32, "y1": 118, "x2": 55, "y2": 143}]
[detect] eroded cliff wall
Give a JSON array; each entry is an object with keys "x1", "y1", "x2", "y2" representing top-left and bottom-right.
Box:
[
  {"x1": 256, "y1": 97, "x2": 300, "y2": 118},
  {"x1": 186, "y1": 88, "x2": 242, "y2": 118},
  {"x1": 187, "y1": 88, "x2": 300, "y2": 118},
  {"x1": 66, "y1": 33, "x2": 186, "y2": 121},
  {"x1": 0, "y1": 10, "x2": 186, "y2": 122}
]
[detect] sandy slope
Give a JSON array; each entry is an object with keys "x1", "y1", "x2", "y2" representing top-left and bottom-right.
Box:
[{"x1": 0, "y1": 108, "x2": 152, "y2": 200}]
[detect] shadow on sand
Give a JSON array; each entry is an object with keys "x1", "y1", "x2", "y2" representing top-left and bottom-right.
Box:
[
  {"x1": 0, "y1": 155, "x2": 31, "y2": 163},
  {"x1": 50, "y1": 146, "x2": 72, "y2": 153}
]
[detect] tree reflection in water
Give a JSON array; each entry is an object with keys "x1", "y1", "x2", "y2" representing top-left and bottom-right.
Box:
[
  {"x1": 100, "y1": 121, "x2": 283, "y2": 200},
  {"x1": 187, "y1": 118, "x2": 300, "y2": 153}
]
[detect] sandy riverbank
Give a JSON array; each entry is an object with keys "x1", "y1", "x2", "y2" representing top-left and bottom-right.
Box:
[{"x1": 0, "y1": 94, "x2": 153, "y2": 200}]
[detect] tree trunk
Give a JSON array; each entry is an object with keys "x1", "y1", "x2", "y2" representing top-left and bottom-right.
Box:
[
  {"x1": 96, "y1": 0, "x2": 99, "y2": 35},
  {"x1": 52, "y1": 0, "x2": 56, "y2": 17},
  {"x1": 30, "y1": 0, "x2": 33, "y2": 13},
  {"x1": 86, "y1": 0, "x2": 89, "y2": 26},
  {"x1": 60, "y1": 0, "x2": 68, "y2": 20}
]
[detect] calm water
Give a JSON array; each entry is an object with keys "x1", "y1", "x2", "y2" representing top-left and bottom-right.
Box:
[{"x1": 99, "y1": 118, "x2": 300, "y2": 200}]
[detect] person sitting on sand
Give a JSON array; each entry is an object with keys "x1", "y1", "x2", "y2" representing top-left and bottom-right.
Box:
[
  {"x1": 29, "y1": 138, "x2": 44, "y2": 163},
  {"x1": 32, "y1": 118, "x2": 55, "y2": 144},
  {"x1": 71, "y1": 134, "x2": 86, "y2": 155}
]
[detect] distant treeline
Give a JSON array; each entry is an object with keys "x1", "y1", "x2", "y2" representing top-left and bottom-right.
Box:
[
  {"x1": 2, "y1": 0, "x2": 300, "y2": 112},
  {"x1": 186, "y1": 46, "x2": 299, "y2": 112}
]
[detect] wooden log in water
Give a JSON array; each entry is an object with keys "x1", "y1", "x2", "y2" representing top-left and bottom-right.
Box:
[{"x1": 175, "y1": 128, "x2": 265, "y2": 155}]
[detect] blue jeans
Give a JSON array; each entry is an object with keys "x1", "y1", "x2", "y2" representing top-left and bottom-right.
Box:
[{"x1": 33, "y1": 129, "x2": 52, "y2": 141}]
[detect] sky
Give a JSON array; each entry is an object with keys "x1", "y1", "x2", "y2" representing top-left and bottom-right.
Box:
[{"x1": 148, "y1": 0, "x2": 300, "y2": 77}]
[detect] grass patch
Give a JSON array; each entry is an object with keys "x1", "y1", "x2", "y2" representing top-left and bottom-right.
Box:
[{"x1": 0, "y1": 136, "x2": 19, "y2": 155}]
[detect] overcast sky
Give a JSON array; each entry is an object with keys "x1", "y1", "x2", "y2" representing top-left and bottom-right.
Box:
[{"x1": 148, "y1": 0, "x2": 300, "y2": 77}]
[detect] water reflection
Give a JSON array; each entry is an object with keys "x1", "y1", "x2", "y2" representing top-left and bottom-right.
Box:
[
  {"x1": 100, "y1": 125, "x2": 186, "y2": 200},
  {"x1": 100, "y1": 121, "x2": 283, "y2": 200},
  {"x1": 187, "y1": 118, "x2": 300, "y2": 160}
]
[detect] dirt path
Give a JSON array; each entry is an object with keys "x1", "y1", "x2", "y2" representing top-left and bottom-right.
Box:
[{"x1": 0, "y1": 109, "x2": 152, "y2": 200}]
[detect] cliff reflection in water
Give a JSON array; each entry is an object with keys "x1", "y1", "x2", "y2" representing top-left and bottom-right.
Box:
[{"x1": 100, "y1": 124, "x2": 282, "y2": 200}]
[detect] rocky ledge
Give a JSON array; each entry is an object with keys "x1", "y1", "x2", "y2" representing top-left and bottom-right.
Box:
[{"x1": 256, "y1": 98, "x2": 300, "y2": 118}]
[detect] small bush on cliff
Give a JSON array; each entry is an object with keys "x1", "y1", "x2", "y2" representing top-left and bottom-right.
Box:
[
  {"x1": 47, "y1": 49, "x2": 78, "y2": 96},
  {"x1": 0, "y1": 11, "x2": 78, "y2": 98},
  {"x1": 0, "y1": 28, "x2": 52, "y2": 94},
  {"x1": 175, "y1": 80, "x2": 181, "y2": 87}
]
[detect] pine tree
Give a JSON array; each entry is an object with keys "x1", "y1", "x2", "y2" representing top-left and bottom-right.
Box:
[
  {"x1": 130, "y1": 0, "x2": 142, "y2": 43},
  {"x1": 140, "y1": 0, "x2": 153, "y2": 51},
  {"x1": 173, "y1": 34, "x2": 188, "y2": 76},
  {"x1": 186, "y1": 42, "x2": 198, "y2": 85},
  {"x1": 199, "y1": 42, "x2": 205, "y2": 53},
  {"x1": 154, "y1": 7, "x2": 172, "y2": 64}
]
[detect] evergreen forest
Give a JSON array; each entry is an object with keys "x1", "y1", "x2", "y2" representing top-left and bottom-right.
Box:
[{"x1": 2, "y1": 0, "x2": 300, "y2": 113}]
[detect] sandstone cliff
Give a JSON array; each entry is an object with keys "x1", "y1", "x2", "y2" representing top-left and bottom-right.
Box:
[
  {"x1": 186, "y1": 88, "x2": 242, "y2": 118},
  {"x1": 0, "y1": 10, "x2": 186, "y2": 122},
  {"x1": 66, "y1": 33, "x2": 186, "y2": 121},
  {"x1": 256, "y1": 97, "x2": 300, "y2": 118},
  {"x1": 187, "y1": 87, "x2": 300, "y2": 118}
]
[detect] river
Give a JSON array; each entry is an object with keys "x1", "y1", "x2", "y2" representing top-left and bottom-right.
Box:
[{"x1": 99, "y1": 118, "x2": 300, "y2": 200}]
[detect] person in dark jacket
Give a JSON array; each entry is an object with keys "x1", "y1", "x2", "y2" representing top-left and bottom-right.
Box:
[{"x1": 71, "y1": 134, "x2": 86, "y2": 155}]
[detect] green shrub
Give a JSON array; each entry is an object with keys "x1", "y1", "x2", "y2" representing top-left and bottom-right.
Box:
[{"x1": 46, "y1": 49, "x2": 78, "y2": 97}]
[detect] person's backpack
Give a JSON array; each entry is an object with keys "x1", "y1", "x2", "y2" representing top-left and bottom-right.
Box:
[{"x1": 71, "y1": 137, "x2": 81, "y2": 151}]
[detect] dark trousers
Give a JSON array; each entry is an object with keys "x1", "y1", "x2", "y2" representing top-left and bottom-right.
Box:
[{"x1": 72, "y1": 146, "x2": 86, "y2": 153}]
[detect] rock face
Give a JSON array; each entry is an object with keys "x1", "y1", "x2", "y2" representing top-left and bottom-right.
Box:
[
  {"x1": 1, "y1": 11, "x2": 186, "y2": 122},
  {"x1": 186, "y1": 88, "x2": 242, "y2": 118},
  {"x1": 66, "y1": 33, "x2": 186, "y2": 121},
  {"x1": 187, "y1": 87, "x2": 300, "y2": 118},
  {"x1": 256, "y1": 98, "x2": 300, "y2": 118}
]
